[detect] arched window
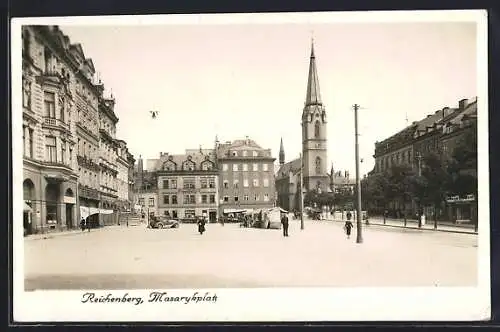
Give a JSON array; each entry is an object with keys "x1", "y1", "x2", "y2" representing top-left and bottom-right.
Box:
[
  {"x1": 315, "y1": 156, "x2": 321, "y2": 174},
  {"x1": 314, "y1": 121, "x2": 320, "y2": 138}
]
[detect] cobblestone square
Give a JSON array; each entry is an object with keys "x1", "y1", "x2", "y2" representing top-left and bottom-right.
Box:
[{"x1": 24, "y1": 220, "x2": 478, "y2": 290}]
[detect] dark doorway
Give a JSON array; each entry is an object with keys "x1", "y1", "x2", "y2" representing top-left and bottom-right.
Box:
[
  {"x1": 66, "y1": 204, "x2": 73, "y2": 229},
  {"x1": 45, "y1": 183, "x2": 60, "y2": 229},
  {"x1": 209, "y1": 211, "x2": 217, "y2": 223},
  {"x1": 172, "y1": 210, "x2": 178, "y2": 219},
  {"x1": 23, "y1": 179, "x2": 35, "y2": 234}
]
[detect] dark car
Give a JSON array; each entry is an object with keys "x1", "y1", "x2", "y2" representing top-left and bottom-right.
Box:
[{"x1": 151, "y1": 216, "x2": 179, "y2": 229}]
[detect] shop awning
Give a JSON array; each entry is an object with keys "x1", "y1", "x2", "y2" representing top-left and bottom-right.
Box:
[
  {"x1": 23, "y1": 202, "x2": 32, "y2": 212},
  {"x1": 223, "y1": 208, "x2": 246, "y2": 214},
  {"x1": 79, "y1": 207, "x2": 114, "y2": 219}
]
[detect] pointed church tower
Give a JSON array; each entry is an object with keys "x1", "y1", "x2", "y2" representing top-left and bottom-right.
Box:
[
  {"x1": 301, "y1": 39, "x2": 329, "y2": 192},
  {"x1": 279, "y1": 137, "x2": 285, "y2": 165}
]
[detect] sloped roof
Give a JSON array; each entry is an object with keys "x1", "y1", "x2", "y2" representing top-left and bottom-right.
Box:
[
  {"x1": 150, "y1": 150, "x2": 217, "y2": 171},
  {"x1": 276, "y1": 158, "x2": 301, "y2": 180},
  {"x1": 305, "y1": 40, "x2": 322, "y2": 106}
]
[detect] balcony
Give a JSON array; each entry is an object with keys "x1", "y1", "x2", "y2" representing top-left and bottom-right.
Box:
[
  {"x1": 43, "y1": 117, "x2": 69, "y2": 132},
  {"x1": 79, "y1": 185, "x2": 100, "y2": 200}
]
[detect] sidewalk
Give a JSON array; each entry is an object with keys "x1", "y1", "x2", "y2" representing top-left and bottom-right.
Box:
[
  {"x1": 24, "y1": 224, "x2": 131, "y2": 241},
  {"x1": 324, "y1": 216, "x2": 478, "y2": 234}
]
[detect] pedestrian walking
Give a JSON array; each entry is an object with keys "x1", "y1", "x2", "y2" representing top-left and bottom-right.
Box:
[
  {"x1": 198, "y1": 217, "x2": 206, "y2": 235},
  {"x1": 80, "y1": 218, "x2": 86, "y2": 231},
  {"x1": 344, "y1": 220, "x2": 353, "y2": 239},
  {"x1": 281, "y1": 213, "x2": 289, "y2": 237},
  {"x1": 86, "y1": 218, "x2": 91, "y2": 232}
]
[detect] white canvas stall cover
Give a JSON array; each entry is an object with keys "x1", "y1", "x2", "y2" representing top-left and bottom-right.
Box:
[
  {"x1": 79, "y1": 207, "x2": 113, "y2": 218},
  {"x1": 23, "y1": 202, "x2": 32, "y2": 211}
]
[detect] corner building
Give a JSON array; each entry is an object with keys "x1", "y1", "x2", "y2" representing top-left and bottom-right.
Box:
[
  {"x1": 216, "y1": 138, "x2": 276, "y2": 215},
  {"x1": 22, "y1": 26, "x2": 83, "y2": 233},
  {"x1": 151, "y1": 150, "x2": 219, "y2": 222}
]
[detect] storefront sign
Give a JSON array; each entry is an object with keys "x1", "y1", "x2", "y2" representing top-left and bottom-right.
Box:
[{"x1": 63, "y1": 196, "x2": 76, "y2": 204}]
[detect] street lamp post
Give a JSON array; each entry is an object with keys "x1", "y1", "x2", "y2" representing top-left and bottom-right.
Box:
[{"x1": 353, "y1": 104, "x2": 363, "y2": 244}]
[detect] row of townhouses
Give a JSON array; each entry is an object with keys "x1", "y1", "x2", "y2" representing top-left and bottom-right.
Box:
[
  {"x1": 135, "y1": 137, "x2": 356, "y2": 221},
  {"x1": 22, "y1": 25, "x2": 135, "y2": 234},
  {"x1": 134, "y1": 138, "x2": 277, "y2": 221},
  {"x1": 369, "y1": 97, "x2": 478, "y2": 221}
]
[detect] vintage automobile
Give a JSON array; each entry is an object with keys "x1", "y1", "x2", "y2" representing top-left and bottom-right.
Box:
[{"x1": 150, "y1": 216, "x2": 180, "y2": 229}]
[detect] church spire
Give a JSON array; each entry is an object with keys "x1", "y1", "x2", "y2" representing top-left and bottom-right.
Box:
[
  {"x1": 305, "y1": 38, "x2": 322, "y2": 106},
  {"x1": 279, "y1": 137, "x2": 285, "y2": 165}
]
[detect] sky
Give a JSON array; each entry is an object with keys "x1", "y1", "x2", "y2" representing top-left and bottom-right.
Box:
[{"x1": 58, "y1": 14, "x2": 478, "y2": 177}]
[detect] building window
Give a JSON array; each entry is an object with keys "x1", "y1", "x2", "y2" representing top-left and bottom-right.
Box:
[
  {"x1": 244, "y1": 195, "x2": 249, "y2": 201},
  {"x1": 209, "y1": 178, "x2": 215, "y2": 188},
  {"x1": 61, "y1": 139, "x2": 66, "y2": 164},
  {"x1": 172, "y1": 195, "x2": 177, "y2": 205},
  {"x1": 69, "y1": 147, "x2": 72, "y2": 164},
  {"x1": 314, "y1": 120, "x2": 321, "y2": 138},
  {"x1": 263, "y1": 163, "x2": 268, "y2": 171},
  {"x1": 223, "y1": 164, "x2": 228, "y2": 171},
  {"x1": 44, "y1": 92, "x2": 56, "y2": 118},
  {"x1": 263, "y1": 178, "x2": 269, "y2": 187},
  {"x1": 162, "y1": 180, "x2": 169, "y2": 189},
  {"x1": 28, "y1": 128, "x2": 33, "y2": 158},
  {"x1": 185, "y1": 209, "x2": 195, "y2": 218},
  {"x1": 200, "y1": 179, "x2": 208, "y2": 188},
  {"x1": 243, "y1": 179, "x2": 249, "y2": 187},
  {"x1": 233, "y1": 180, "x2": 239, "y2": 188},
  {"x1": 315, "y1": 157, "x2": 321, "y2": 174},
  {"x1": 243, "y1": 150, "x2": 248, "y2": 157},
  {"x1": 223, "y1": 196, "x2": 229, "y2": 202},
  {"x1": 234, "y1": 196, "x2": 239, "y2": 202},
  {"x1": 264, "y1": 194, "x2": 269, "y2": 202},
  {"x1": 209, "y1": 195, "x2": 215, "y2": 204},
  {"x1": 243, "y1": 163, "x2": 248, "y2": 171},
  {"x1": 233, "y1": 164, "x2": 238, "y2": 172},
  {"x1": 253, "y1": 179, "x2": 259, "y2": 187},
  {"x1": 183, "y1": 178, "x2": 195, "y2": 189},
  {"x1": 254, "y1": 194, "x2": 260, "y2": 201},
  {"x1": 22, "y1": 127, "x2": 26, "y2": 156},
  {"x1": 45, "y1": 136, "x2": 56, "y2": 162},
  {"x1": 223, "y1": 180, "x2": 228, "y2": 189},
  {"x1": 184, "y1": 194, "x2": 195, "y2": 204},
  {"x1": 253, "y1": 163, "x2": 258, "y2": 171},
  {"x1": 201, "y1": 195, "x2": 207, "y2": 204},
  {"x1": 138, "y1": 198, "x2": 145, "y2": 206},
  {"x1": 171, "y1": 180, "x2": 177, "y2": 189},
  {"x1": 163, "y1": 195, "x2": 169, "y2": 204}
]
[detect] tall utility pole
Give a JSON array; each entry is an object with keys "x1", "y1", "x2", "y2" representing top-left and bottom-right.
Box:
[
  {"x1": 353, "y1": 104, "x2": 363, "y2": 244},
  {"x1": 300, "y1": 153, "x2": 305, "y2": 230}
]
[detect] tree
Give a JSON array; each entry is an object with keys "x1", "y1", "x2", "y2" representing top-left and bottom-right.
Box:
[
  {"x1": 421, "y1": 151, "x2": 450, "y2": 225},
  {"x1": 387, "y1": 164, "x2": 416, "y2": 225},
  {"x1": 363, "y1": 172, "x2": 391, "y2": 222}
]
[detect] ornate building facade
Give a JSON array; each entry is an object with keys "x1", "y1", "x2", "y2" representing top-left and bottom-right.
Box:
[
  {"x1": 153, "y1": 150, "x2": 219, "y2": 222},
  {"x1": 21, "y1": 26, "x2": 134, "y2": 234}
]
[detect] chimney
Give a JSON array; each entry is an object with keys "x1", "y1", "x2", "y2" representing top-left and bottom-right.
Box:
[{"x1": 459, "y1": 98, "x2": 468, "y2": 110}]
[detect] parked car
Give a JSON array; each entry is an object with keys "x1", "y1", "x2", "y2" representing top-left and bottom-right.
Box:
[{"x1": 151, "y1": 216, "x2": 179, "y2": 229}]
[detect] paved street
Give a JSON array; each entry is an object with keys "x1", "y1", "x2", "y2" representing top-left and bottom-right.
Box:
[{"x1": 24, "y1": 219, "x2": 477, "y2": 290}]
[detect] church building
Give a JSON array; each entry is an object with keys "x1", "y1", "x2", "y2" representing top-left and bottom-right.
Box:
[{"x1": 275, "y1": 41, "x2": 330, "y2": 211}]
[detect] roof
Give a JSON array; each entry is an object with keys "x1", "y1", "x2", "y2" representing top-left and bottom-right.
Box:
[
  {"x1": 305, "y1": 40, "x2": 322, "y2": 106},
  {"x1": 216, "y1": 138, "x2": 272, "y2": 159},
  {"x1": 276, "y1": 158, "x2": 301, "y2": 180},
  {"x1": 149, "y1": 150, "x2": 217, "y2": 172}
]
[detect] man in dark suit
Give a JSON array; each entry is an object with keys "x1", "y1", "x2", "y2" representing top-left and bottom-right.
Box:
[{"x1": 281, "y1": 213, "x2": 289, "y2": 237}]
